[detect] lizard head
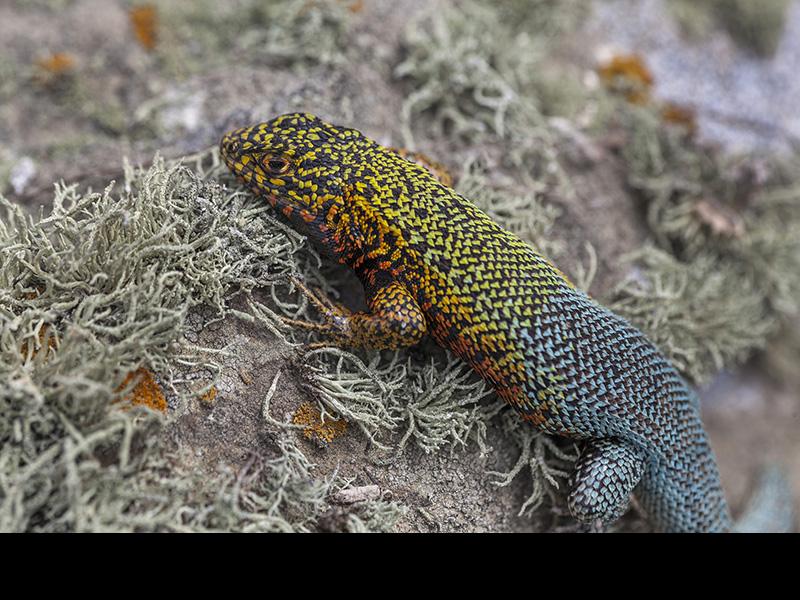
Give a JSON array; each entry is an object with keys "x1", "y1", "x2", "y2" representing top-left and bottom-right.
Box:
[{"x1": 220, "y1": 112, "x2": 365, "y2": 257}]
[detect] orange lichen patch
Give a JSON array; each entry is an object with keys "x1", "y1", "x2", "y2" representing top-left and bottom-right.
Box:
[
  {"x1": 292, "y1": 401, "x2": 348, "y2": 444},
  {"x1": 346, "y1": 0, "x2": 364, "y2": 13},
  {"x1": 130, "y1": 4, "x2": 158, "y2": 51},
  {"x1": 117, "y1": 367, "x2": 167, "y2": 412},
  {"x1": 36, "y1": 52, "x2": 75, "y2": 73},
  {"x1": 34, "y1": 52, "x2": 76, "y2": 86},
  {"x1": 20, "y1": 324, "x2": 58, "y2": 360},
  {"x1": 661, "y1": 102, "x2": 697, "y2": 136},
  {"x1": 22, "y1": 283, "x2": 46, "y2": 301},
  {"x1": 597, "y1": 54, "x2": 654, "y2": 105},
  {"x1": 199, "y1": 386, "x2": 218, "y2": 405}
]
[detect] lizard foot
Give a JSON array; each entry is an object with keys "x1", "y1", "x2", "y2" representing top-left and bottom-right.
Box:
[
  {"x1": 284, "y1": 276, "x2": 353, "y2": 346},
  {"x1": 568, "y1": 438, "x2": 645, "y2": 526}
]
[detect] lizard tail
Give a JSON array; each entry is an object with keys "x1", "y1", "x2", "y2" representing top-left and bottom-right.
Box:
[{"x1": 733, "y1": 465, "x2": 795, "y2": 533}]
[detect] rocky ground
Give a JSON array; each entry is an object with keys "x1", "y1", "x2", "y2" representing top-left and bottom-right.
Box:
[{"x1": 1, "y1": 0, "x2": 798, "y2": 531}]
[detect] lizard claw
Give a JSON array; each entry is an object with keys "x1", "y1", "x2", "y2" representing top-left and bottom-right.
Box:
[{"x1": 286, "y1": 276, "x2": 353, "y2": 345}]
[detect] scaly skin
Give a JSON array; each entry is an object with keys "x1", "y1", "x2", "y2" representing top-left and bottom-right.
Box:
[{"x1": 220, "y1": 112, "x2": 732, "y2": 532}]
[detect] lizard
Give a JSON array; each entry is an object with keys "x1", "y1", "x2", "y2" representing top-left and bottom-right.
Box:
[{"x1": 219, "y1": 112, "x2": 732, "y2": 532}]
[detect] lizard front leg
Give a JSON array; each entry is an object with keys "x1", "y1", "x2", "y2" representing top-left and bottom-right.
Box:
[{"x1": 287, "y1": 277, "x2": 427, "y2": 350}]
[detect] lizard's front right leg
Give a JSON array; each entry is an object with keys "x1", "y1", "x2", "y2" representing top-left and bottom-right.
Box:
[{"x1": 286, "y1": 277, "x2": 427, "y2": 350}]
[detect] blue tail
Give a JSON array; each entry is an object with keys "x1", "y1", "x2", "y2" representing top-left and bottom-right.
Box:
[{"x1": 734, "y1": 466, "x2": 795, "y2": 533}]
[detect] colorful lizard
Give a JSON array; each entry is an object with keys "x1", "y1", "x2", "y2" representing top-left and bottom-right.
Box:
[{"x1": 220, "y1": 112, "x2": 732, "y2": 532}]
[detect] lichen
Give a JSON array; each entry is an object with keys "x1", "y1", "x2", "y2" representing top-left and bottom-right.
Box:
[
  {"x1": 496, "y1": 0, "x2": 592, "y2": 38},
  {"x1": 33, "y1": 52, "x2": 77, "y2": 86},
  {"x1": 608, "y1": 247, "x2": 774, "y2": 384},
  {"x1": 154, "y1": 0, "x2": 353, "y2": 77},
  {"x1": 394, "y1": 0, "x2": 582, "y2": 191},
  {"x1": 713, "y1": 0, "x2": 791, "y2": 57},
  {"x1": 292, "y1": 400, "x2": 348, "y2": 445},
  {"x1": 602, "y1": 102, "x2": 800, "y2": 383},
  {"x1": 129, "y1": 4, "x2": 159, "y2": 51},
  {"x1": 199, "y1": 385, "x2": 218, "y2": 405},
  {"x1": 487, "y1": 404, "x2": 578, "y2": 518},
  {"x1": 118, "y1": 368, "x2": 168, "y2": 412},
  {"x1": 0, "y1": 152, "x2": 342, "y2": 531},
  {"x1": 597, "y1": 54, "x2": 654, "y2": 105}
]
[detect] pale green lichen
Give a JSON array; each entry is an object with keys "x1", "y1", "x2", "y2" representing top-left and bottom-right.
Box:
[
  {"x1": 608, "y1": 247, "x2": 774, "y2": 384},
  {"x1": 395, "y1": 1, "x2": 528, "y2": 144},
  {"x1": 667, "y1": 0, "x2": 719, "y2": 40},
  {"x1": 295, "y1": 347, "x2": 495, "y2": 457},
  {"x1": 715, "y1": 0, "x2": 791, "y2": 57},
  {"x1": 10, "y1": 0, "x2": 74, "y2": 9},
  {"x1": 485, "y1": 403, "x2": 578, "y2": 518},
  {"x1": 155, "y1": 0, "x2": 353, "y2": 77},
  {"x1": 394, "y1": 0, "x2": 584, "y2": 191},
  {"x1": 610, "y1": 103, "x2": 800, "y2": 383},
  {"x1": 0, "y1": 152, "x2": 392, "y2": 532},
  {"x1": 299, "y1": 348, "x2": 406, "y2": 450},
  {"x1": 496, "y1": 0, "x2": 593, "y2": 39},
  {"x1": 0, "y1": 58, "x2": 16, "y2": 106},
  {"x1": 343, "y1": 499, "x2": 408, "y2": 533}
]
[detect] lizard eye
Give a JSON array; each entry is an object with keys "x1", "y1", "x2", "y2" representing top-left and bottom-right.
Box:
[
  {"x1": 223, "y1": 139, "x2": 240, "y2": 155},
  {"x1": 263, "y1": 154, "x2": 291, "y2": 174}
]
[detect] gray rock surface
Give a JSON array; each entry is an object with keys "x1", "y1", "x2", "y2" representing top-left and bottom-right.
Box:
[{"x1": 585, "y1": 0, "x2": 800, "y2": 153}]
